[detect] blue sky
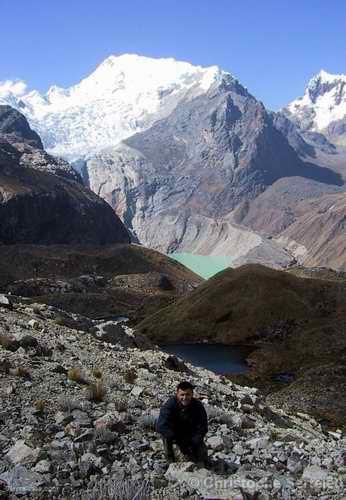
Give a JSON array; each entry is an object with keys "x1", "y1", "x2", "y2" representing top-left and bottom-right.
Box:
[{"x1": 1, "y1": 0, "x2": 345, "y2": 110}]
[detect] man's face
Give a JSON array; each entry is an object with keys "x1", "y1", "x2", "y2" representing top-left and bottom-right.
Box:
[{"x1": 176, "y1": 388, "x2": 193, "y2": 406}]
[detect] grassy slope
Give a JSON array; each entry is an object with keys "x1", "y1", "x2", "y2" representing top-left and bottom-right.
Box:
[{"x1": 137, "y1": 263, "x2": 346, "y2": 343}]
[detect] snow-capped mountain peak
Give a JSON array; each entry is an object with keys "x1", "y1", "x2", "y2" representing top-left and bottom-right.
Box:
[
  {"x1": 285, "y1": 69, "x2": 346, "y2": 132},
  {"x1": 0, "y1": 54, "x2": 229, "y2": 159}
]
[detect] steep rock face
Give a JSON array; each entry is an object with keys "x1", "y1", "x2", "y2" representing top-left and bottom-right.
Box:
[
  {"x1": 0, "y1": 105, "x2": 81, "y2": 183},
  {"x1": 86, "y1": 76, "x2": 341, "y2": 258},
  {"x1": 0, "y1": 152, "x2": 130, "y2": 245},
  {"x1": 234, "y1": 176, "x2": 344, "y2": 234},
  {"x1": 0, "y1": 108, "x2": 130, "y2": 245},
  {"x1": 284, "y1": 70, "x2": 346, "y2": 146},
  {"x1": 0, "y1": 105, "x2": 43, "y2": 149},
  {"x1": 276, "y1": 192, "x2": 346, "y2": 270},
  {"x1": 272, "y1": 112, "x2": 336, "y2": 156}
]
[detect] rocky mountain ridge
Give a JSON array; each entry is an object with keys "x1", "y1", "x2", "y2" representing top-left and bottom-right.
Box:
[
  {"x1": 0, "y1": 106, "x2": 130, "y2": 245},
  {"x1": 84, "y1": 64, "x2": 342, "y2": 265}
]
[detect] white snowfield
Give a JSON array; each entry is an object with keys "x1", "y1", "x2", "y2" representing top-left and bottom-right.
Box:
[
  {"x1": 0, "y1": 54, "x2": 227, "y2": 160},
  {"x1": 286, "y1": 69, "x2": 346, "y2": 131}
]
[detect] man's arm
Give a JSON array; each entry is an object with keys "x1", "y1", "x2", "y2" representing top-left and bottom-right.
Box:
[{"x1": 156, "y1": 398, "x2": 176, "y2": 439}]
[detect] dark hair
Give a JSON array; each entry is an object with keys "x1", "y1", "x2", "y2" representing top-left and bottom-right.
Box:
[{"x1": 176, "y1": 381, "x2": 194, "y2": 392}]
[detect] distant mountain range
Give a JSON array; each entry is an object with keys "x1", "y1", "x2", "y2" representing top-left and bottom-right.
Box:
[
  {"x1": 1, "y1": 56, "x2": 345, "y2": 269},
  {"x1": 283, "y1": 70, "x2": 346, "y2": 146}
]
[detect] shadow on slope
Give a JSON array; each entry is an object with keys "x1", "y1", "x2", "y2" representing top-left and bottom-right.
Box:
[{"x1": 0, "y1": 244, "x2": 202, "y2": 321}]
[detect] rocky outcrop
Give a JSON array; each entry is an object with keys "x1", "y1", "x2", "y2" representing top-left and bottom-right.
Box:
[
  {"x1": 0, "y1": 105, "x2": 43, "y2": 149},
  {"x1": 0, "y1": 300, "x2": 345, "y2": 499},
  {"x1": 0, "y1": 105, "x2": 80, "y2": 183},
  {"x1": 0, "y1": 106, "x2": 130, "y2": 245}
]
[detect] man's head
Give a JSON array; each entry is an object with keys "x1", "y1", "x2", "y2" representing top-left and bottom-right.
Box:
[{"x1": 176, "y1": 381, "x2": 194, "y2": 406}]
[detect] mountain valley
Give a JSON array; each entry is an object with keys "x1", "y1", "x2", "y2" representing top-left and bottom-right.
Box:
[{"x1": 0, "y1": 56, "x2": 346, "y2": 499}]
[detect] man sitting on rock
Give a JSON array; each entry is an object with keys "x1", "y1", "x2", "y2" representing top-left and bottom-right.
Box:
[{"x1": 156, "y1": 381, "x2": 208, "y2": 465}]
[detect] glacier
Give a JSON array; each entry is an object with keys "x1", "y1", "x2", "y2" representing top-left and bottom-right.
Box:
[{"x1": 0, "y1": 54, "x2": 228, "y2": 160}]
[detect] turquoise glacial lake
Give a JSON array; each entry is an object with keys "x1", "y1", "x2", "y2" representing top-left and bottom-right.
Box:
[{"x1": 169, "y1": 252, "x2": 232, "y2": 279}]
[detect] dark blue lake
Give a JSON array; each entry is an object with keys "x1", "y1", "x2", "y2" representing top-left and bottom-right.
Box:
[{"x1": 160, "y1": 343, "x2": 253, "y2": 374}]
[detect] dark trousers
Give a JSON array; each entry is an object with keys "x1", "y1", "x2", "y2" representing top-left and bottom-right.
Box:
[{"x1": 163, "y1": 436, "x2": 208, "y2": 464}]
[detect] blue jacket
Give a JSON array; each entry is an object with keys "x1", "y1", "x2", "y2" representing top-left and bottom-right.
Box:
[{"x1": 156, "y1": 396, "x2": 208, "y2": 441}]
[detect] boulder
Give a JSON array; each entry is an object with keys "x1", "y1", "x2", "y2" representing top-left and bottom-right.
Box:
[
  {"x1": 0, "y1": 295, "x2": 12, "y2": 310},
  {"x1": 5, "y1": 441, "x2": 39, "y2": 465},
  {"x1": 0, "y1": 465, "x2": 44, "y2": 495}
]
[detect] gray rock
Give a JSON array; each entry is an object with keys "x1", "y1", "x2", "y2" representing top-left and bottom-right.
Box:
[
  {"x1": 286, "y1": 455, "x2": 303, "y2": 474},
  {"x1": 206, "y1": 436, "x2": 224, "y2": 451},
  {"x1": 131, "y1": 386, "x2": 144, "y2": 397},
  {"x1": 0, "y1": 465, "x2": 45, "y2": 495},
  {"x1": 302, "y1": 465, "x2": 329, "y2": 482},
  {"x1": 246, "y1": 436, "x2": 270, "y2": 450},
  {"x1": 55, "y1": 412, "x2": 73, "y2": 426},
  {"x1": 27, "y1": 319, "x2": 40, "y2": 330},
  {"x1": 5, "y1": 440, "x2": 39, "y2": 465},
  {"x1": 0, "y1": 295, "x2": 12, "y2": 309},
  {"x1": 33, "y1": 460, "x2": 51, "y2": 474},
  {"x1": 74, "y1": 430, "x2": 94, "y2": 443},
  {"x1": 241, "y1": 415, "x2": 256, "y2": 429}
]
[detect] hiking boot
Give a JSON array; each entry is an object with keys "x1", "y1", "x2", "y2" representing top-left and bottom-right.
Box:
[{"x1": 162, "y1": 437, "x2": 175, "y2": 464}]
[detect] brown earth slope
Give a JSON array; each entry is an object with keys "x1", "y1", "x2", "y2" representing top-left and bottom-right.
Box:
[
  {"x1": 137, "y1": 264, "x2": 346, "y2": 343},
  {"x1": 277, "y1": 192, "x2": 346, "y2": 269},
  {"x1": 234, "y1": 177, "x2": 346, "y2": 270},
  {"x1": 0, "y1": 244, "x2": 202, "y2": 320}
]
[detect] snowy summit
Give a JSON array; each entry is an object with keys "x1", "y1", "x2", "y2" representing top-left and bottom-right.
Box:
[
  {"x1": 0, "y1": 54, "x2": 228, "y2": 160},
  {"x1": 285, "y1": 69, "x2": 346, "y2": 132}
]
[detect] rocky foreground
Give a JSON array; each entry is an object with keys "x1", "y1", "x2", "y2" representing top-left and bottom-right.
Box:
[{"x1": 0, "y1": 299, "x2": 345, "y2": 499}]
